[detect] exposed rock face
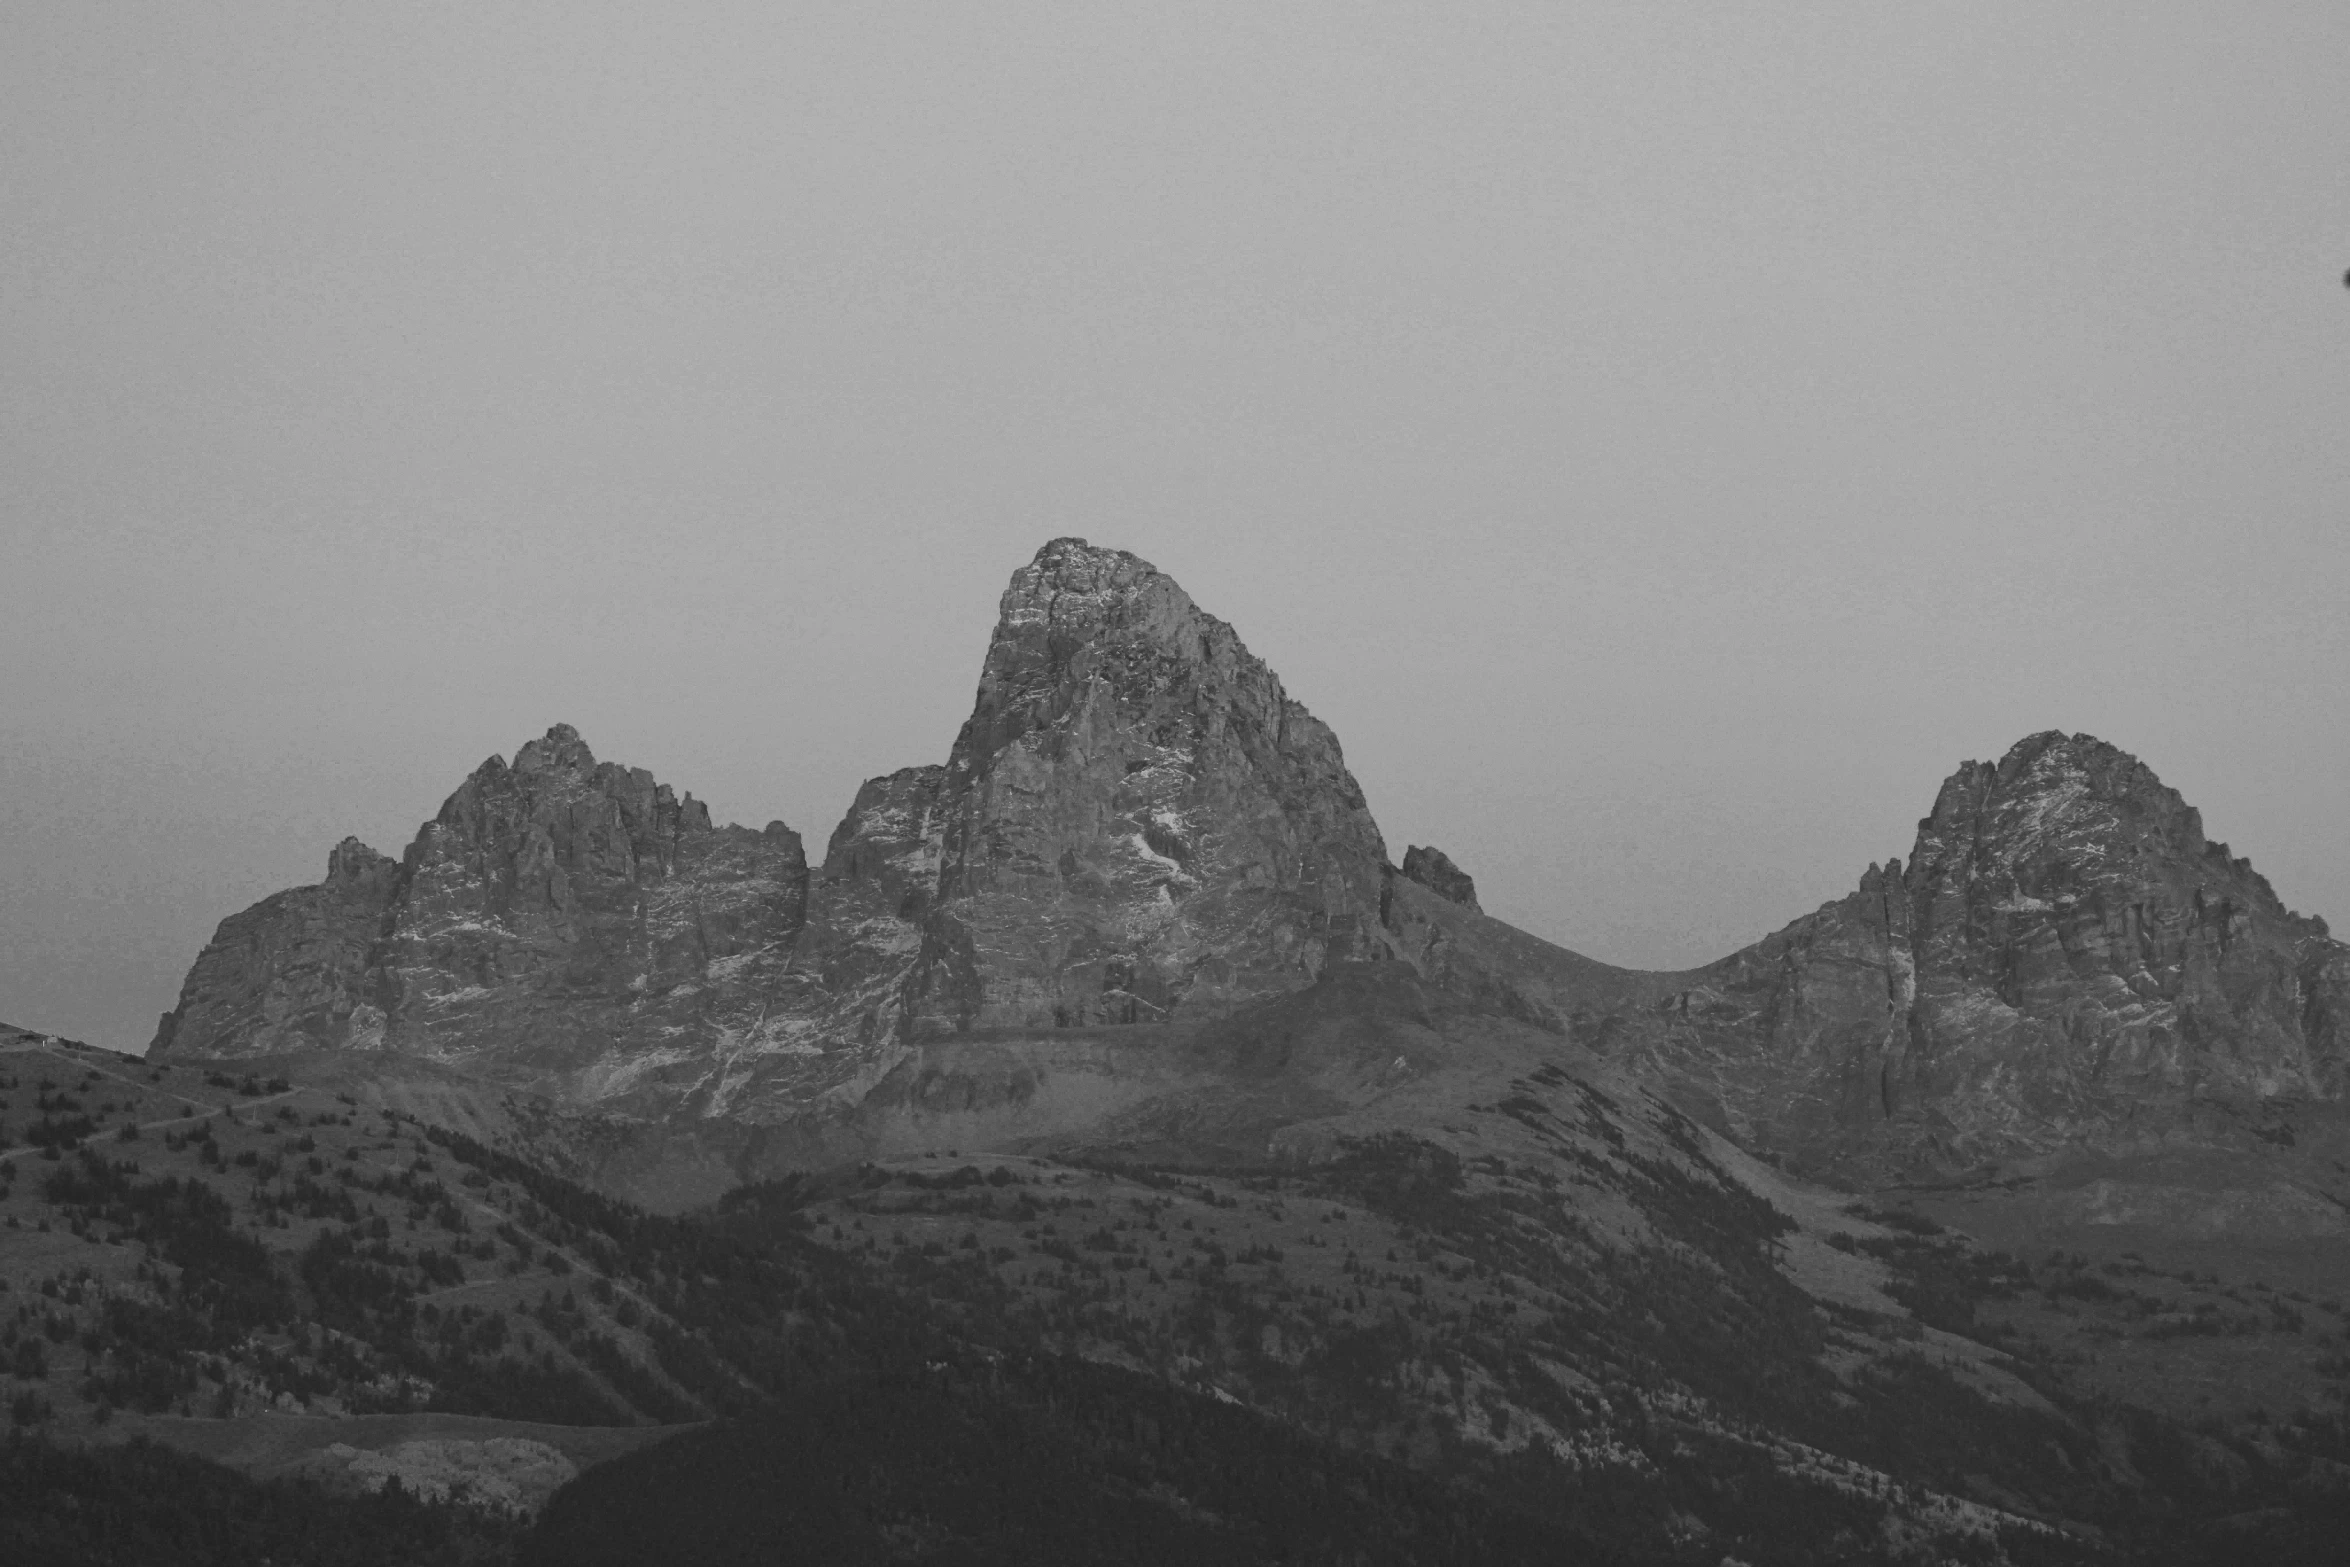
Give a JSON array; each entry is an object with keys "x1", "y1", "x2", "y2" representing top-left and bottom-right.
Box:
[
  {"x1": 1400, "y1": 845, "x2": 1480, "y2": 911},
  {"x1": 906, "y1": 538, "x2": 1390, "y2": 1033},
  {"x1": 1625, "y1": 732, "x2": 2350, "y2": 1171}
]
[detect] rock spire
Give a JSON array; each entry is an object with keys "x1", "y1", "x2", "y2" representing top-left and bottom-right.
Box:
[{"x1": 906, "y1": 538, "x2": 1390, "y2": 1031}]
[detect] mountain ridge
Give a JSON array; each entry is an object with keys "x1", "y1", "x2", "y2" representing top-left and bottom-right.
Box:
[
  {"x1": 149, "y1": 544, "x2": 2347, "y2": 1198},
  {"x1": 51, "y1": 540, "x2": 2350, "y2": 1562}
]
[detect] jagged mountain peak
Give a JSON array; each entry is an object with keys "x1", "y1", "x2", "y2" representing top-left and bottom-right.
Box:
[
  {"x1": 510, "y1": 721, "x2": 597, "y2": 775},
  {"x1": 426, "y1": 723, "x2": 727, "y2": 848},
  {"x1": 997, "y1": 536, "x2": 1185, "y2": 642},
  {"x1": 959, "y1": 539, "x2": 1277, "y2": 767},
  {"x1": 1921, "y1": 729, "x2": 2202, "y2": 865},
  {"x1": 151, "y1": 723, "x2": 808, "y2": 1085},
  {"x1": 913, "y1": 540, "x2": 1389, "y2": 1033},
  {"x1": 1627, "y1": 730, "x2": 2350, "y2": 1172},
  {"x1": 1908, "y1": 729, "x2": 2313, "y2": 932}
]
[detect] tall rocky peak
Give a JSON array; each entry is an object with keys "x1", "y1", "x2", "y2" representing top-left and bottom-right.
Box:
[
  {"x1": 1916, "y1": 730, "x2": 2225, "y2": 897},
  {"x1": 1909, "y1": 730, "x2": 2324, "y2": 939},
  {"x1": 1630, "y1": 731, "x2": 2349, "y2": 1172},
  {"x1": 405, "y1": 723, "x2": 773, "y2": 926},
  {"x1": 153, "y1": 725, "x2": 811, "y2": 1095},
  {"x1": 1898, "y1": 729, "x2": 2342, "y2": 1096},
  {"x1": 908, "y1": 538, "x2": 1390, "y2": 1031}
]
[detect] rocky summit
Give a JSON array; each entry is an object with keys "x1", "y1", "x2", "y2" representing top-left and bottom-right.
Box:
[
  {"x1": 1618, "y1": 730, "x2": 2350, "y2": 1173},
  {"x1": 151, "y1": 725, "x2": 812, "y2": 1107},
  {"x1": 907, "y1": 537, "x2": 1390, "y2": 1032}
]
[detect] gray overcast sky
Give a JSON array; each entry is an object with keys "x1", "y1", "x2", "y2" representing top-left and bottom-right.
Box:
[{"x1": 6, "y1": 3, "x2": 2348, "y2": 1053}]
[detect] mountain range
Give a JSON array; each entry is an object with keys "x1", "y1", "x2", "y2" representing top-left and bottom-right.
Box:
[
  {"x1": 150, "y1": 537, "x2": 2350, "y2": 1199},
  {"x1": 12, "y1": 538, "x2": 2349, "y2": 1564}
]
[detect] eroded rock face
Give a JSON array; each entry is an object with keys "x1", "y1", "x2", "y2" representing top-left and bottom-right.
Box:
[
  {"x1": 1626, "y1": 732, "x2": 2350, "y2": 1171},
  {"x1": 907, "y1": 538, "x2": 1390, "y2": 1032}
]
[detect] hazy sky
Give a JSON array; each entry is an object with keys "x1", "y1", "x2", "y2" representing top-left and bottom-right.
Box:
[{"x1": 6, "y1": 4, "x2": 2348, "y2": 1053}]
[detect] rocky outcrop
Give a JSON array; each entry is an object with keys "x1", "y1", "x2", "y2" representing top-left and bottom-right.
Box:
[
  {"x1": 1400, "y1": 845, "x2": 1480, "y2": 911},
  {"x1": 1622, "y1": 732, "x2": 2350, "y2": 1172},
  {"x1": 291, "y1": 1437, "x2": 578, "y2": 1516},
  {"x1": 155, "y1": 541, "x2": 2345, "y2": 1188},
  {"x1": 151, "y1": 837, "x2": 400, "y2": 1057},
  {"x1": 905, "y1": 538, "x2": 1391, "y2": 1033}
]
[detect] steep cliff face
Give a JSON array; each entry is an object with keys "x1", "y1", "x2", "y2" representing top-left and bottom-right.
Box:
[
  {"x1": 1629, "y1": 732, "x2": 2350, "y2": 1171},
  {"x1": 151, "y1": 837, "x2": 401, "y2": 1057},
  {"x1": 906, "y1": 538, "x2": 1390, "y2": 1033}
]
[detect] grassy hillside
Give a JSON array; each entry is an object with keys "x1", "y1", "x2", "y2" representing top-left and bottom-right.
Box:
[
  {"x1": 0, "y1": 1040, "x2": 711, "y2": 1434},
  {"x1": 5, "y1": 1026, "x2": 2348, "y2": 1564}
]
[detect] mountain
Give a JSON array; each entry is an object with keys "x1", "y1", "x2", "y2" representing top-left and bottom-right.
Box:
[
  {"x1": 53, "y1": 539, "x2": 2350, "y2": 1560},
  {"x1": 1607, "y1": 731, "x2": 2350, "y2": 1177},
  {"x1": 151, "y1": 540, "x2": 1393, "y2": 1130},
  {"x1": 147, "y1": 729, "x2": 819, "y2": 1114},
  {"x1": 909, "y1": 535, "x2": 1392, "y2": 1031}
]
